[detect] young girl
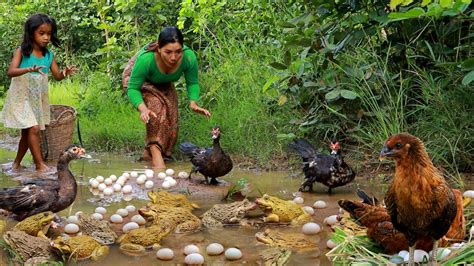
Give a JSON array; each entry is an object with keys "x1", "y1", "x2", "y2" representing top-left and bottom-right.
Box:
[{"x1": 0, "y1": 13, "x2": 77, "y2": 172}]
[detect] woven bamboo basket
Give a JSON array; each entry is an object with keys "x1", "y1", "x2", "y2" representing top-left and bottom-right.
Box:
[{"x1": 40, "y1": 104, "x2": 77, "y2": 161}]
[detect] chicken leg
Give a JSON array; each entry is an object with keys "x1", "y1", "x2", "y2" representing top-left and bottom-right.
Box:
[
  {"x1": 430, "y1": 239, "x2": 438, "y2": 265},
  {"x1": 408, "y1": 245, "x2": 415, "y2": 266}
]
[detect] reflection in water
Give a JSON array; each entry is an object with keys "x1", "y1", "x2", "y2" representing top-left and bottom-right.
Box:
[{"x1": 0, "y1": 150, "x2": 392, "y2": 265}]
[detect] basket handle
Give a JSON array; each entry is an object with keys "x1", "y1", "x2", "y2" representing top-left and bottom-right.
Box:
[{"x1": 56, "y1": 109, "x2": 76, "y2": 122}]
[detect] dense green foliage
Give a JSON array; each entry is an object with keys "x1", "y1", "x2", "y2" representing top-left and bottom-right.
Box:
[{"x1": 0, "y1": 1, "x2": 473, "y2": 176}]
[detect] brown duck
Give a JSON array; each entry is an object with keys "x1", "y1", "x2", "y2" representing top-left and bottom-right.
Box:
[
  {"x1": 179, "y1": 126, "x2": 233, "y2": 185},
  {"x1": 0, "y1": 145, "x2": 89, "y2": 220}
]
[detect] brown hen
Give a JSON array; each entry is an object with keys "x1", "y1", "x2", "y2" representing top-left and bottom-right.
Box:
[
  {"x1": 338, "y1": 189, "x2": 466, "y2": 254},
  {"x1": 380, "y1": 133, "x2": 457, "y2": 265}
]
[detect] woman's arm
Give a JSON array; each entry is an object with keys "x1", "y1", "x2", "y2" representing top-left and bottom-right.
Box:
[
  {"x1": 7, "y1": 48, "x2": 44, "y2": 77},
  {"x1": 184, "y1": 50, "x2": 211, "y2": 117}
]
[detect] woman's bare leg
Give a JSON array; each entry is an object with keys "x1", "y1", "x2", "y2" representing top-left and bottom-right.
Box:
[
  {"x1": 149, "y1": 145, "x2": 166, "y2": 169},
  {"x1": 12, "y1": 129, "x2": 29, "y2": 170},
  {"x1": 27, "y1": 126, "x2": 49, "y2": 171}
]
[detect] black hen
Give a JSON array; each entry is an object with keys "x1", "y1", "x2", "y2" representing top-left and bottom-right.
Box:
[
  {"x1": 288, "y1": 139, "x2": 355, "y2": 194},
  {"x1": 0, "y1": 145, "x2": 89, "y2": 220},
  {"x1": 179, "y1": 127, "x2": 233, "y2": 185}
]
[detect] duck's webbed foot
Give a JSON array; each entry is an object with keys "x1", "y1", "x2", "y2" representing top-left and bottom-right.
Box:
[{"x1": 209, "y1": 178, "x2": 220, "y2": 185}]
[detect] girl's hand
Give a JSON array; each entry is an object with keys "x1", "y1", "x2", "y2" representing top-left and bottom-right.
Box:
[
  {"x1": 28, "y1": 65, "x2": 46, "y2": 75},
  {"x1": 189, "y1": 101, "x2": 211, "y2": 118},
  {"x1": 138, "y1": 104, "x2": 157, "y2": 124},
  {"x1": 62, "y1": 65, "x2": 78, "y2": 78}
]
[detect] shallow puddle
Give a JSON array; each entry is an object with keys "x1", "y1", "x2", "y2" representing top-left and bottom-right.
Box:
[{"x1": 0, "y1": 149, "x2": 470, "y2": 265}]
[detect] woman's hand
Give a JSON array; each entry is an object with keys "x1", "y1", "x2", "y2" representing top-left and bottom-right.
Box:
[
  {"x1": 189, "y1": 101, "x2": 211, "y2": 118},
  {"x1": 28, "y1": 64, "x2": 47, "y2": 75},
  {"x1": 137, "y1": 104, "x2": 157, "y2": 124}
]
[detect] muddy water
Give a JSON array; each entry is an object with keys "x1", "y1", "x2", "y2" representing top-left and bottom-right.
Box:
[{"x1": 0, "y1": 149, "x2": 458, "y2": 265}]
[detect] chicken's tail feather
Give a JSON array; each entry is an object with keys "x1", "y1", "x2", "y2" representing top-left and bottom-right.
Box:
[
  {"x1": 356, "y1": 189, "x2": 379, "y2": 206},
  {"x1": 179, "y1": 142, "x2": 199, "y2": 157},
  {"x1": 288, "y1": 139, "x2": 317, "y2": 160}
]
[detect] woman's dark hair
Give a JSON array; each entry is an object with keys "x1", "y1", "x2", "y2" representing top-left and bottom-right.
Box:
[
  {"x1": 21, "y1": 13, "x2": 60, "y2": 56},
  {"x1": 158, "y1": 26, "x2": 184, "y2": 47}
]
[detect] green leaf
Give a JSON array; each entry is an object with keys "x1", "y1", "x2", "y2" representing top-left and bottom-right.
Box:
[
  {"x1": 421, "y1": 0, "x2": 431, "y2": 6},
  {"x1": 261, "y1": 75, "x2": 280, "y2": 93},
  {"x1": 440, "y1": 0, "x2": 453, "y2": 7},
  {"x1": 462, "y1": 70, "x2": 474, "y2": 85},
  {"x1": 279, "y1": 21, "x2": 296, "y2": 28},
  {"x1": 340, "y1": 90, "x2": 359, "y2": 100},
  {"x1": 269, "y1": 62, "x2": 287, "y2": 70},
  {"x1": 284, "y1": 50, "x2": 292, "y2": 66},
  {"x1": 303, "y1": 81, "x2": 318, "y2": 87},
  {"x1": 461, "y1": 59, "x2": 474, "y2": 71},
  {"x1": 325, "y1": 90, "x2": 341, "y2": 102},
  {"x1": 388, "y1": 7, "x2": 425, "y2": 19}
]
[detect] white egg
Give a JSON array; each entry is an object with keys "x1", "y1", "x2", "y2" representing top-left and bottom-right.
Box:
[
  {"x1": 324, "y1": 215, "x2": 339, "y2": 225},
  {"x1": 123, "y1": 195, "x2": 133, "y2": 202},
  {"x1": 110, "y1": 214, "x2": 123, "y2": 223},
  {"x1": 109, "y1": 175, "x2": 117, "y2": 181},
  {"x1": 116, "y1": 179, "x2": 125, "y2": 186},
  {"x1": 184, "y1": 244, "x2": 200, "y2": 255},
  {"x1": 90, "y1": 180, "x2": 99, "y2": 188},
  {"x1": 165, "y1": 168, "x2": 175, "y2": 176},
  {"x1": 136, "y1": 176, "x2": 146, "y2": 185},
  {"x1": 96, "y1": 176, "x2": 104, "y2": 183},
  {"x1": 130, "y1": 171, "x2": 138, "y2": 178},
  {"x1": 113, "y1": 183, "x2": 122, "y2": 192},
  {"x1": 95, "y1": 207, "x2": 107, "y2": 214},
  {"x1": 398, "y1": 250, "x2": 408, "y2": 259},
  {"x1": 157, "y1": 172, "x2": 167, "y2": 179},
  {"x1": 75, "y1": 211, "x2": 84, "y2": 216},
  {"x1": 122, "y1": 185, "x2": 133, "y2": 194},
  {"x1": 145, "y1": 180, "x2": 154, "y2": 189},
  {"x1": 403, "y1": 250, "x2": 429, "y2": 263},
  {"x1": 91, "y1": 189, "x2": 100, "y2": 196},
  {"x1": 125, "y1": 205, "x2": 136, "y2": 213},
  {"x1": 98, "y1": 183, "x2": 107, "y2": 191},
  {"x1": 131, "y1": 214, "x2": 146, "y2": 225},
  {"x1": 122, "y1": 222, "x2": 139, "y2": 233},
  {"x1": 116, "y1": 208, "x2": 129, "y2": 217},
  {"x1": 293, "y1": 197, "x2": 304, "y2": 204},
  {"x1": 168, "y1": 179, "x2": 177, "y2": 187},
  {"x1": 302, "y1": 222, "x2": 321, "y2": 235},
  {"x1": 64, "y1": 223, "x2": 80, "y2": 234},
  {"x1": 122, "y1": 172, "x2": 130, "y2": 179},
  {"x1": 470, "y1": 225, "x2": 474, "y2": 238},
  {"x1": 463, "y1": 190, "x2": 474, "y2": 198},
  {"x1": 429, "y1": 247, "x2": 451, "y2": 261},
  {"x1": 145, "y1": 169, "x2": 154, "y2": 178},
  {"x1": 303, "y1": 206, "x2": 315, "y2": 215},
  {"x1": 184, "y1": 253, "x2": 204, "y2": 265},
  {"x1": 178, "y1": 171, "x2": 189, "y2": 179},
  {"x1": 326, "y1": 239, "x2": 337, "y2": 249},
  {"x1": 104, "y1": 178, "x2": 113, "y2": 186},
  {"x1": 103, "y1": 187, "x2": 114, "y2": 196},
  {"x1": 162, "y1": 181, "x2": 171, "y2": 189},
  {"x1": 91, "y1": 213, "x2": 103, "y2": 220},
  {"x1": 164, "y1": 176, "x2": 174, "y2": 182},
  {"x1": 156, "y1": 248, "x2": 174, "y2": 260},
  {"x1": 206, "y1": 243, "x2": 224, "y2": 256},
  {"x1": 224, "y1": 248, "x2": 242, "y2": 260},
  {"x1": 138, "y1": 174, "x2": 147, "y2": 180},
  {"x1": 313, "y1": 200, "x2": 327, "y2": 209},
  {"x1": 66, "y1": 215, "x2": 79, "y2": 224},
  {"x1": 88, "y1": 178, "x2": 95, "y2": 185}
]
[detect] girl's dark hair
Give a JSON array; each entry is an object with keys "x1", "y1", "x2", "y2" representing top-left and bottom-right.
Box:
[
  {"x1": 21, "y1": 13, "x2": 60, "y2": 56},
  {"x1": 158, "y1": 26, "x2": 184, "y2": 47}
]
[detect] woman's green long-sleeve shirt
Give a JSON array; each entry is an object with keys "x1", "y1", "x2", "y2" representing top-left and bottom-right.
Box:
[{"x1": 126, "y1": 45, "x2": 200, "y2": 108}]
